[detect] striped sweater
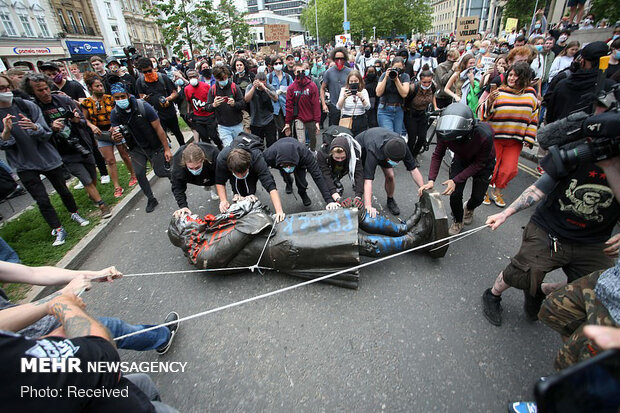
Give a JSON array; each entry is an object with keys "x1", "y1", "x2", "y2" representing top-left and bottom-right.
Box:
[{"x1": 482, "y1": 86, "x2": 539, "y2": 144}]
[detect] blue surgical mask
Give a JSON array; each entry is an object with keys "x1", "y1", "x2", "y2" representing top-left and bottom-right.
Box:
[
  {"x1": 116, "y1": 98, "x2": 129, "y2": 109},
  {"x1": 188, "y1": 165, "x2": 203, "y2": 175},
  {"x1": 536, "y1": 45, "x2": 543, "y2": 52},
  {"x1": 387, "y1": 160, "x2": 399, "y2": 167},
  {"x1": 282, "y1": 166, "x2": 295, "y2": 173},
  {"x1": 466, "y1": 45, "x2": 472, "y2": 51},
  {"x1": 175, "y1": 79, "x2": 185, "y2": 86},
  {"x1": 236, "y1": 170, "x2": 249, "y2": 180},
  {"x1": 294, "y1": 57, "x2": 300, "y2": 62},
  {"x1": 479, "y1": 48, "x2": 486, "y2": 54},
  {"x1": 304, "y1": 70, "x2": 310, "y2": 76},
  {"x1": 614, "y1": 34, "x2": 620, "y2": 41},
  {"x1": 534, "y1": 23, "x2": 541, "y2": 29},
  {"x1": 317, "y1": 62, "x2": 323, "y2": 67},
  {"x1": 615, "y1": 50, "x2": 620, "y2": 60},
  {"x1": 218, "y1": 79, "x2": 229, "y2": 87}
]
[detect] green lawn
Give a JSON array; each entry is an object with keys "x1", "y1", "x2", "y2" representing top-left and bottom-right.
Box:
[{"x1": 1, "y1": 163, "x2": 137, "y2": 302}]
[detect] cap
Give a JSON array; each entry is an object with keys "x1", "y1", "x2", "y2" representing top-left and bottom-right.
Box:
[
  {"x1": 39, "y1": 61, "x2": 59, "y2": 71},
  {"x1": 106, "y1": 56, "x2": 121, "y2": 67},
  {"x1": 286, "y1": 53, "x2": 294, "y2": 58},
  {"x1": 383, "y1": 138, "x2": 407, "y2": 162},
  {"x1": 580, "y1": 41, "x2": 609, "y2": 61}
]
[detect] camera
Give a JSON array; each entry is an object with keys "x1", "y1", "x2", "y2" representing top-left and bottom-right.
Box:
[
  {"x1": 56, "y1": 108, "x2": 91, "y2": 157},
  {"x1": 388, "y1": 69, "x2": 398, "y2": 79},
  {"x1": 123, "y1": 46, "x2": 142, "y2": 61},
  {"x1": 118, "y1": 124, "x2": 132, "y2": 141}
]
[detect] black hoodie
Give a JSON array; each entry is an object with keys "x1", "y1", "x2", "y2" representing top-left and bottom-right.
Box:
[
  {"x1": 263, "y1": 137, "x2": 332, "y2": 203},
  {"x1": 215, "y1": 133, "x2": 276, "y2": 196},
  {"x1": 546, "y1": 69, "x2": 615, "y2": 123},
  {"x1": 317, "y1": 136, "x2": 364, "y2": 198},
  {"x1": 171, "y1": 142, "x2": 219, "y2": 208}
]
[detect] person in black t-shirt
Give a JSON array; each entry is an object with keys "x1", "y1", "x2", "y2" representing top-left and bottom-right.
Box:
[
  {"x1": 0, "y1": 290, "x2": 179, "y2": 412},
  {"x1": 135, "y1": 57, "x2": 185, "y2": 146},
  {"x1": 481, "y1": 162, "x2": 620, "y2": 327},
  {"x1": 39, "y1": 61, "x2": 86, "y2": 102}
]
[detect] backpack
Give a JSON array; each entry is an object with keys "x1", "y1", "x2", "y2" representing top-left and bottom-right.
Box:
[{"x1": 138, "y1": 74, "x2": 171, "y2": 98}]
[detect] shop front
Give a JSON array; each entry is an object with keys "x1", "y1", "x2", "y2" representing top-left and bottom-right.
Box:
[
  {"x1": 0, "y1": 42, "x2": 67, "y2": 72},
  {"x1": 65, "y1": 40, "x2": 107, "y2": 72}
]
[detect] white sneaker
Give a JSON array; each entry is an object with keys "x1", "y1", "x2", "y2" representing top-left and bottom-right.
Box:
[
  {"x1": 70, "y1": 212, "x2": 90, "y2": 227},
  {"x1": 210, "y1": 189, "x2": 219, "y2": 200},
  {"x1": 74, "y1": 181, "x2": 84, "y2": 190},
  {"x1": 100, "y1": 175, "x2": 110, "y2": 184}
]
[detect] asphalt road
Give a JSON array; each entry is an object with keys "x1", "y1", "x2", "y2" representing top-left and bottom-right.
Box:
[{"x1": 82, "y1": 141, "x2": 565, "y2": 413}]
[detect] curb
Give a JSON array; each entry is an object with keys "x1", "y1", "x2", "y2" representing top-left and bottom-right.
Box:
[{"x1": 21, "y1": 170, "x2": 159, "y2": 304}]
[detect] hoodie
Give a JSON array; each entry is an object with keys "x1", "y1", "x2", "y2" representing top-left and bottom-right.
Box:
[
  {"x1": 317, "y1": 135, "x2": 364, "y2": 198},
  {"x1": 263, "y1": 137, "x2": 332, "y2": 203},
  {"x1": 285, "y1": 75, "x2": 321, "y2": 124},
  {"x1": 546, "y1": 69, "x2": 615, "y2": 123},
  {"x1": 171, "y1": 142, "x2": 219, "y2": 208},
  {"x1": 215, "y1": 133, "x2": 276, "y2": 196}
]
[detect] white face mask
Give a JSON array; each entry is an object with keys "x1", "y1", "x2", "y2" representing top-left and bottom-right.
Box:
[
  {"x1": 152, "y1": 62, "x2": 158, "y2": 69},
  {"x1": 189, "y1": 78, "x2": 199, "y2": 87},
  {"x1": 0, "y1": 91, "x2": 13, "y2": 105},
  {"x1": 558, "y1": 35, "x2": 568, "y2": 43},
  {"x1": 274, "y1": 64, "x2": 283, "y2": 71},
  {"x1": 420, "y1": 84, "x2": 432, "y2": 90}
]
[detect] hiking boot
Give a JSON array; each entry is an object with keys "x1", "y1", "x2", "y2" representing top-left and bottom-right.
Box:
[
  {"x1": 299, "y1": 191, "x2": 312, "y2": 206},
  {"x1": 386, "y1": 197, "x2": 400, "y2": 215},
  {"x1": 146, "y1": 197, "x2": 158, "y2": 213},
  {"x1": 113, "y1": 187, "x2": 124, "y2": 198},
  {"x1": 52, "y1": 227, "x2": 67, "y2": 246},
  {"x1": 482, "y1": 288, "x2": 503, "y2": 326},
  {"x1": 71, "y1": 212, "x2": 90, "y2": 227},
  {"x1": 285, "y1": 181, "x2": 293, "y2": 194},
  {"x1": 523, "y1": 289, "x2": 546, "y2": 321},
  {"x1": 156, "y1": 311, "x2": 180, "y2": 355},
  {"x1": 128, "y1": 176, "x2": 138, "y2": 187},
  {"x1": 100, "y1": 175, "x2": 110, "y2": 184},
  {"x1": 449, "y1": 221, "x2": 463, "y2": 235},
  {"x1": 493, "y1": 192, "x2": 506, "y2": 207},
  {"x1": 99, "y1": 204, "x2": 112, "y2": 219},
  {"x1": 463, "y1": 202, "x2": 474, "y2": 225},
  {"x1": 483, "y1": 193, "x2": 491, "y2": 205}
]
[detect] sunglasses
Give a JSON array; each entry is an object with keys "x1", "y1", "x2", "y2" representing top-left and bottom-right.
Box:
[
  {"x1": 142, "y1": 69, "x2": 153, "y2": 74},
  {"x1": 334, "y1": 57, "x2": 345, "y2": 61}
]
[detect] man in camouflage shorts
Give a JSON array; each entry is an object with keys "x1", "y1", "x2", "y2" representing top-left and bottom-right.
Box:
[{"x1": 539, "y1": 269, "x2": 618, "y2": 370}]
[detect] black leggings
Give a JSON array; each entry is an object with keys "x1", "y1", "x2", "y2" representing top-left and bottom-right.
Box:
[
  {"x1": 193, "y1": 116, "x2": 222, "y2": 149},
  {"x1": 251, "y1": 120, "x2": 277, "y2": 148},
  {"x1": 87, "y1": 131, "x2": 108, "y2": 177},
  {"x1": 404, "y1": 111, "x2": 428, "y2": 157},
  {"x1": 449, "y1": 158, "x2": 495, "y2": 223},
  {"x1": 160, "y1": 116, "x2": 186, "y2": 146},
  {"x1": 129, "y1": 147, "x2": 171, "y2": 200},
  {"x1": 18, "y1": 167, "x2": 79, "y2": 229}
]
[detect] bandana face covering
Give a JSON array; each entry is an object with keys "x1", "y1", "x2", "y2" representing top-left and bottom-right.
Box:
[{"x1": 144, "y1": 71, "x2": 159, "y2": 83}]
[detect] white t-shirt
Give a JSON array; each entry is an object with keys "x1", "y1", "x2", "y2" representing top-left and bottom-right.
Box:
[{"x1": 337, "y1": 88, "x2": 371, "y2": 116}]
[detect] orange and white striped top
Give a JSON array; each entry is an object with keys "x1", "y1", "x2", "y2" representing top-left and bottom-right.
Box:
[{"x1": 481, "y1": 86, "x2": 539, "y2": 144}]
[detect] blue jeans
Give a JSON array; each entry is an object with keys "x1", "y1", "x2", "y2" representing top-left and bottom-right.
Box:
[
  {"x1": 0, "y1": 237, "x2": 19, "y2": 263},
  {"x1": 377, "y1": 104, "x2": 404, "y2": 134},
  {"x1": 539, "y1": 81, "x2": 549, "y2": 124},
  {"x1": 217, "y1": 123, "x2": 244, "y2": 147},
  {"x1": 98, "y1": 317, "x2": 170, "y2": 351}
]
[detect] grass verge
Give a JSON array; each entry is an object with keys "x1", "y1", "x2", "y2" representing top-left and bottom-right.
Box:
[{"x1": 0, "y1": 163, "x2": 137, "y2": 302}]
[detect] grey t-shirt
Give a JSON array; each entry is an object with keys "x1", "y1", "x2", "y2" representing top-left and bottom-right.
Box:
[
  {"x1": 378, "y1": 72, "x2": 410, "y2": 105},
  {"x1": 322, "y1": 66, "x2": 351, "y2": 105},
  {"x1": 245, "y1": 83, "x2": 275, "y2": 127},
  {"x1": 0, "y1": 288, "x2": 60, "y2": 338}
]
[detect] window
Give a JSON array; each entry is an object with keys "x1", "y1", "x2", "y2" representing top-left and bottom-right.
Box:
[
  {"x1": 37, "y1": 17, "x2": 50, "y2": 37},
  {"x1": 77, "y1": 12, "x2": 86, "y2": 31},
  {"x1": 142, "y1": 25, "x2": 148, "y2": 41},
  {"x1": 111, "y1": 25, "x2": 121, "y2": 45},
  {"x1": 105, "y1": 1, "x2": 113, "y2": 18},
  {"x1": 57, "y1": 9, "x2": 66, "y2": 26},
  {"x1": 67, "y1": 11, "x2": 78, "y2": 31},
  {"x1": 0, "y1": 13, "x2": 16, "y2": 36},
  {"x1": 151, "y1": 27, "x2": 157, "y2": 42},
  {"x1": 19, "y1": 15, "x2": 34, "y2": 37}
]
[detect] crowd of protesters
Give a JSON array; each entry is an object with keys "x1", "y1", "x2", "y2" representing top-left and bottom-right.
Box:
[{"x1": 0, "y1": 12, "x2": 619, "y2": 411}]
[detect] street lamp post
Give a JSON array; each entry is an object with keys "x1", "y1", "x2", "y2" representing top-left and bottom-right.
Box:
[
  {"x1": 373, "y1": 26, "x2": 376, "y2": 40},
  {"x1": 344, "y1": 0, "x2": 348, "y2": 34},
  {"x1": 314, "y1": 0, "x2": 319, "y2": 46}
]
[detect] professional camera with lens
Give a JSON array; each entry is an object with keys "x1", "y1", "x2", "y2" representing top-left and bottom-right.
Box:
[
  {"x1": 388, "y1": 69, "x2": 398, "y2": 79},
  {"x1": 538, "y1": 85, "x2": 620, "y2": 179},
  {"x1": 123, "y1": 45, "x2": 142, "y2": 61},
  {"x1": 117, "y1": 124, "x2": 132, "y2": 141},
  {"x1": 56, "y1": 109, "x2": 91, "y2": 157}
]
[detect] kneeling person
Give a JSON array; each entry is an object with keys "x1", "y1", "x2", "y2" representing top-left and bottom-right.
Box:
[{"x1": 172, "y1": 142, "x2": 220, "y2": 216}]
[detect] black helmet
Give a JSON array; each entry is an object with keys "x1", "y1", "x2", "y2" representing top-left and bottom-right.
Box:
[{"x1": 436, "y1": 103, "x2": 475, "y2": 141}]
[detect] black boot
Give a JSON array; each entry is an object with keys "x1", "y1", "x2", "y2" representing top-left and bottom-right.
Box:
[
  {"x1": 299, "y1": 191, "x2": 311, "y2": 206},
  {"x1": 386, "y1": 197, "x2": 400, "y2": 215},
  {"x1": 482, "y1": 288, "x2": 503, "y2": 326}
]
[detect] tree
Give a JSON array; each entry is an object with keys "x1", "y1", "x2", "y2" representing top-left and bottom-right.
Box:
[
  {"x1": 145, "y1": 0, "x2": 220, "y2": 57},
  {"x1": 217, "y1": 0, "x2": 252, "y2": 50},
  {"x1": 301, "y1": 0, "x2": 432, "y2": 45},
  {"x1": 589, "y1": 0, "x2": 620, "y2": 27},
  {"x1": 502, "y1": 0, "x2": 543, "y2": 33}
]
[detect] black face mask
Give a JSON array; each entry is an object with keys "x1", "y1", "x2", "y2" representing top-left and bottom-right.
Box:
[
  {"x1": 364, "y1": 50, "x2": 371, "y2": 58},
  {"x1": 423, "y1": 50, "x2": 432, "y2": 57},
  {"x1": 366, "y1": 73, "x2": 377, "y2": 81},
  {"x1": 201, "y1": 69, "x2": 212, "y2": 78},
  {"x1": 436, "y1": 46, "x2": 444, "y2": 54}
]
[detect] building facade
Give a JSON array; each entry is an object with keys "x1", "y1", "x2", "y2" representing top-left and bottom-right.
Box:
[
  {"x1": 0, "y1": 0, "x2": 64, "y2": 70},
  {"x1": 50, "y1": 0, "x2": 107, "y2": 63},
  {"x1": 245, "y1": 10, "x2": 305, "y2": 47},
  {"x1": 430, "y1": 0, "x2": 496, "y2": 39},
  {"x1": 91, "y1": 0, "x2": 132, "y2": 58},
  {"x1": 246, "y1": 0, "x2": 307, "y2": 19},
  {"x1": 119, "y1": 0, "x2": 165, "y2": 59},
  {"x1": 431, "y1": 0, "x2": 458, "y2": 39}
]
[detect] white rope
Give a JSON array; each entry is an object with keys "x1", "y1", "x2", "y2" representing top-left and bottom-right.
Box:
[
  {"x1": 248, "y1": 223, "x2": 276, "y2": 273},
  {"x1": 113, "y1": 224, "x2": 489, "y2": 342},
  {"x1": 121, "y1": 267, "x2": 274, "y2": 278},
  {"x1": 428, "y1": 225, "x2": 489, "y2": 252}
]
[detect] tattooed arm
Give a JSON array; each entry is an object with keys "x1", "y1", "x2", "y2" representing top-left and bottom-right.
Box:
[
  {"x1": 486, "y1": 184, "x2": 547, "y2": 230},
  {"x1": 48, "y1": 292, "x2": 114, "y2": 344},
  {"x1": 0, "y1": 261, "x2": 122, "y2": 285},
  {"x1": 0, "y1": 276, "x2": 91, "y2": 332}
]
